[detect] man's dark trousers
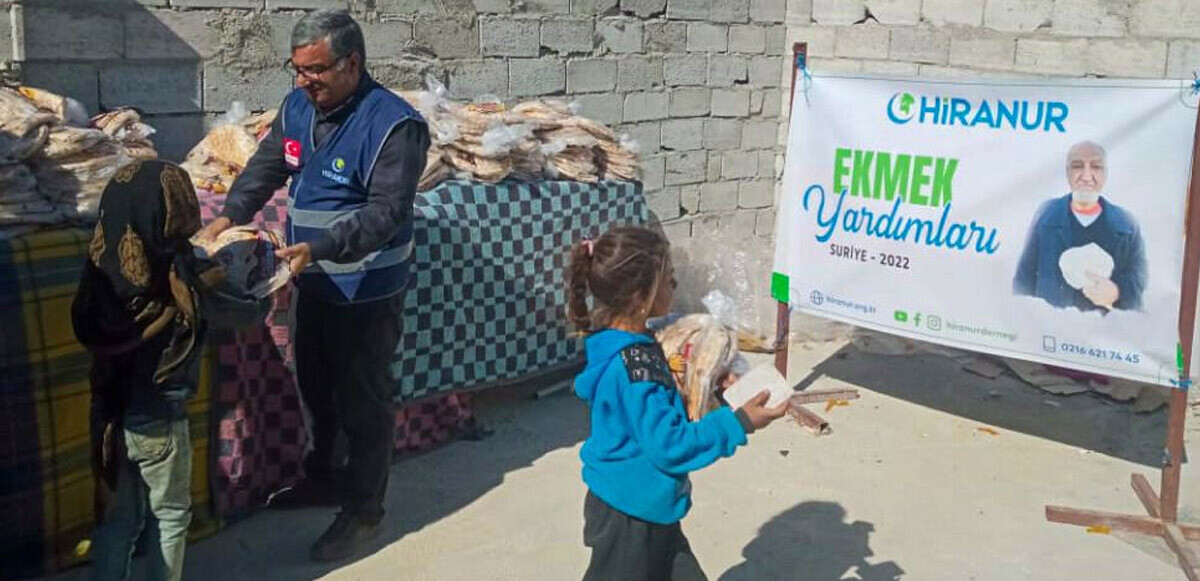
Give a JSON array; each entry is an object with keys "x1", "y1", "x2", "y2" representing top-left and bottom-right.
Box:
[{"x1": 294, "y1": 288, "x2": 404, "y2": 523}]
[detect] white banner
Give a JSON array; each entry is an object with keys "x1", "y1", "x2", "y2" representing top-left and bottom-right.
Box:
[{"x1": 774, "y1": 74, "x2": 1199, "y2": 386}]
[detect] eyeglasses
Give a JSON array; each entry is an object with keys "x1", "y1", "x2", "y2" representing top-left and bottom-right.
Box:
[{"x1": 284, "y1": 57, "x2": 346, "y2": 80}]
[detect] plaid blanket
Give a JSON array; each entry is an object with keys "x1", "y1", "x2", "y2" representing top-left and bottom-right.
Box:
[{"x1": 0, "y1": 229, "x2": 217, "y2": 580}]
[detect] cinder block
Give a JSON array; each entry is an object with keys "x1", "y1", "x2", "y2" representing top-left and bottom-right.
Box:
[
  {"x1": 665, "y1": 151, "x2": 707, "y2": 185},
  {"x1": 1167, "y1": 41, "x2": 1200, "y2": 79},
  {"x1": 739, "y1": 180, "x2": 773, "y2": 208},
  {"x1": 369, "y1": 57, "x2": 444, "y2": 91},
  {"x1": 812, "y1": 0, "x2": 865, "y2": 25},
  {"x1": 20, "y1": 62, "x2": 100, "y2": 115},
  {"x1": 1087, "y1": 39, "x2": 1168, "y2": 78},
  {"x1": 567, "y1": 59, "x2": 617, "y2": 93},
  {"x1": 1051, "y1": 0, "x2": 1128, "y2": 37},
  {"x1": 761, "y1": 88, "x2": 782, "y2": 117},
  {"x1": 834, "y1": 23, "x2": 889, "y2": 59},
  {"x1": 518, "y1": 0, "x2": 573, "y2": 13},
  {"x1": 476, "y1": 0, "x2": 514, "y2": 13},
  {"x1": 622, "y1": 121, "x2": 662, "y2": 154},
  {"x1": 666, "y1": 0, "x2": 712, "y2": 20},
  {"x1": 700, "y1": 119, "x2": 739, "y2": 151},
  {"x1": 984, "y1": 0, "x2": 1053, "y2": 33},
  {"x1": 480, "y1": 18, "x2": 539, "y2": 57},
  {"x1": 681, "y1": 184, "x2": 701, "y2": 213},
  {"x1": 785, "y1": 25, "x2": 836, "y2": 58},
  {"x1": 268, "y1": 13, "x2": 302, "y2": 59},
  {"x1": 573, "y1": 93, "x2": 623, "y2": 124},
  {"x1": 808, "y1": 57, "x2": 864, "y2": 73},
  {"x1": 750, "y1": 0, "x2": 786, "y2": 22},
  {"x1": 1131, "y1": 0, "x2": 1200, "y2": 39},
  {"x1": 664, "y1": 54, "x2": 708, "y2": 86},
  {"x1": 448, "y1": 59, "x2": 510, "y2": 99},
  {"x1": 723, "y1": 152, "x2": 758, "y2": 179},
  {"x1": 597, "y1": 18, "x2": 644, "y2": 54},
  {"x1": 645, "y1": 22, "x2": 688, "y2": 53},
  {"x1": 764, "y1": 26, "x2": 786, "y2": 53},
  {"x1": 711, "y1": 88, "x2": 750, "y2": 117},
  {"x1": 415, "y1": 18, "x2": 480, "y2": 59},
  {"x1": 729, "y1": 25, "x2": 766, "y2": 53},
  {"x1": 374, "y1": 0, "x2": 443, "y2": 12},
  {"x1": 688, "y1": 22, "x2": 728, "y2": 52},
  {"x1": 756, "y1": 208, "x2": 775, "y2": 237},
  {"x1": 864, "y1": 0, "x2": 920, "y2": 25},
  {"x1": 618, "y1": 56, "x2": 664, "y2": 91},
  {"x1": 750, "y1": 56, "x2": 782, "y2": 87},
  {"x1": 741, "y1": 119, "x2": 778, "y2": 149},
  {"x1": 173, "y1": 0, "x2": 263, "y2": 7},
  {"x1": 203, "y1": 64, "x2": 292, "y2": 112},
  {"x1": 23, "y1": 6, "x2": 122, "y2": 60},
  {"x1": 699, "y1": 181, "x2": 738, "y2": 211},
  {"x1": 889, "y1": 26, "x2": 950, "y2": 64},
  {"x1": 623, "y1": 91, "x2": 670, "y2": 121},
  {"x1": 360, "y1": 20, "x2": 416, "y2": 59},
  {"x1": 621, "y1": 0, "x2": 667, "y2": 17},
  {"x1": 720, "y1": 211, "x2": 757, "y2": 237},
  {"x1": 267, "y1": 0, "x2": 350, "y2": 8},
  {"x1": 510, "y1": 59, "x2": 566, "y2": 96},
  {"x1": 761, "y1": 151, "x2": 779, "y2": 178},
  {"x1": 750, "y1": 89, "x2": 765, "y2": 114},
  {"x1": 787, "y1": 0, "x2": 815, "y2": 25},
  {"x1": 948, "y1": 29, "x2": 1016, "y2": 70},
  {"x1": 124, "y1": 10, "x2": 217, "y2": 60},
  {"x1": 922, "y1": 0, "x2": 984, "y2": 25},
  {"x1": 642, "y1": 155, "x2": 666, "y2": 191},
  {"x1": 104, "y1": 63, "x2": 201, "y2": 114},
  {"x1": 572, "y1": 0, "x2": 620, "y2": 15},
  {"x1": 670, "y1": 87, "x2": 712, "y2": 116},
  {"x1": 859, "y1": 60, "x2": 919, "y2": 74},
  {"x1": 661, "y1": 118, "x2": 704, "y2": 150},
  {"x1": 542, "y1": 18, "x2": 595, "y2": 54},
  {"x1": 708, "y1": 55, "x2": 749, "y2": 86},
  {"x1": 662, "y1": 220, "x2": 692, "y2": 241},
  {"x1": 1014, "y1": 38, "x2": 1087, "y2": 75},
  {"x1": 707, "y1": 152, "x2": 722, "y2": 181},
  {"x1": 712, "y1": 0, "x2": 750, "y2": 22},
  {"x1": 145, "y1": 114, "x2": 207, "y2": 163},
  {"x1": 647, "y1": 186, "x2": 681, "y2": 220}
]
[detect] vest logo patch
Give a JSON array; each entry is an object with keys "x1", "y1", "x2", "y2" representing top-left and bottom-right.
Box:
[
  {"x1": 332, "y1": 157, "x2": 346, "y2": 172},
  {"x1": 283, "y1": 138, "x2": 302, "y2": 167}
]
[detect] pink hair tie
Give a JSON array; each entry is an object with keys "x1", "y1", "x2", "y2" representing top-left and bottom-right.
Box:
[{"x1": 582, "y1": 239, "x2": 595, "y2": 256}]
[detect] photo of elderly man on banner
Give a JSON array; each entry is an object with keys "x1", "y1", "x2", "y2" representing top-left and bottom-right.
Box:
[{"x1": 1014, "y1": 140, "x2": 1148, "y2": 313}]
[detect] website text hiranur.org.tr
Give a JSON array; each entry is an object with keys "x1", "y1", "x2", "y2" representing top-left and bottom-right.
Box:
[{"x1": 945, "y1": 320, "x2": 1017, "y2": 342}]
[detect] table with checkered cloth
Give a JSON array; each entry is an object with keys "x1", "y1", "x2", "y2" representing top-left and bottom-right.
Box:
[
  {"x1": 396, "y1": 179, "x2": 647, "y2": 400},
  {"x1": 0, "y1": 229, "x2": 218, "y2": 580}
]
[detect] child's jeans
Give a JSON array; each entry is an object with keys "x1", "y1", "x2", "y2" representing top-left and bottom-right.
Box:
[
  {"x1": 582, "y1": 492, "x2": 707, "y2": 581},
  {"x1": 90, "y1": 417, "x2": 193, "y2": 581}
]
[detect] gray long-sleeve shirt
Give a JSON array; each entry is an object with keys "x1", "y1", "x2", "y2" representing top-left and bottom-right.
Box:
[{"x1": 219, "y1": 76, "x2": 430, "y2": 263}]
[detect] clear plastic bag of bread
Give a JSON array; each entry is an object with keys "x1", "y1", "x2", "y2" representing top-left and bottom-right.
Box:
[{"x1": 180, "y1": 102, "x2": 276, "y2": 194}]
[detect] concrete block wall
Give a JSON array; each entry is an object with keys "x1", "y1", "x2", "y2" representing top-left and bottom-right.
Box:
[{"x1": 5, "y1": 0, "x2": 788, "y2": 248}]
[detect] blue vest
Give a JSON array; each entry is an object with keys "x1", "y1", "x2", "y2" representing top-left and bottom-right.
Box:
[{"x1": 280, "y1": 81, "x2": 424, "y2": 304}]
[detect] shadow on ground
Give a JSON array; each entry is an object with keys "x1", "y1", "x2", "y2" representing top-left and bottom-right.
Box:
[
  {"x1": 719, "y1": 501, "x2": 903, "y2": 581},
  {"x1": 795, "y1": 344, "x2": 1168, "y2": 467}
]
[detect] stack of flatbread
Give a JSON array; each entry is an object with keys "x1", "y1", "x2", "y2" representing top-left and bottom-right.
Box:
[
  {"x1": 657, "y1": 314, "x2": 739, "y2": 421},
  {"x1": 180, "y1": 108, "x2": 276, "y2": 194},
  {"x1": 0, "y1": 85, "x2": 158, "y2": 232}
]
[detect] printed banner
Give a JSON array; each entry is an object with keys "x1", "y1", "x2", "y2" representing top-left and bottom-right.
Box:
[{"x1": 773, "y1": 74, "x2": 1199, "y2": 386}]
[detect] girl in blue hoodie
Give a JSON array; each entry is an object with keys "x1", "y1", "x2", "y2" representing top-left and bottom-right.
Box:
[{"x1": 567, "y1": 227, "x2": 789, "y2": 581}]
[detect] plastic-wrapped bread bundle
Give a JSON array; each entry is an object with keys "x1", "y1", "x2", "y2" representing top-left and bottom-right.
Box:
[
  {"x1": 418, "y1": 145, "x2": 452, "y2": 191},
  {"x1": 93, "y1": 108, "x2": 158, "y2": 159},
  {"x1": 179, "y1": 104, "x2": 277, "y2": 194},
  {"x1": 17, "y1": 86, "x2": 90, "y2": 126},
  {"x1": 656, "y1": 314, "x2": 739, "y2": 421},
  {"x1": 0, "y1": 88, "x2": 56, "y2": 161}
]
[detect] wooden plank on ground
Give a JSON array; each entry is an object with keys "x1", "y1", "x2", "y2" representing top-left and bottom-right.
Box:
[
  {"x1": 1132, "y1": 473, "x2": 1162, "y2": 518},
  {"x1": 1164, "y1": 524, "x2": 1200, "y2": 581},
  {"x1": 1045, "y1": 506, "x2": 1164, "y2": 537}
]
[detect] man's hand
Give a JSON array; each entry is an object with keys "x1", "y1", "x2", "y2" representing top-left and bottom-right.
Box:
[
  {"x1": 196, "y1": 216, "x2": 233, "y2": 241},
  {"x1": 1082, "y1": 271, "x2": 1119, "y2": 309},
  {"x1": 738, "y1": 390, "x2": 790, "y2": 431},
  {"x1": 277, "y1": 243, "x2": 313, "y2": 278}
]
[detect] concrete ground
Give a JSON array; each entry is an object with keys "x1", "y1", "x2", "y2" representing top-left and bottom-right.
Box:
[{"x1": 48, "y1": 339, "x2": 1200, "y2": 581}]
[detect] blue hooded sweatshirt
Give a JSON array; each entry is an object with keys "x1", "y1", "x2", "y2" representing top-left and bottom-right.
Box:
[{"x1": 575, "y1": 329, "x2": 749, "y2": 525}]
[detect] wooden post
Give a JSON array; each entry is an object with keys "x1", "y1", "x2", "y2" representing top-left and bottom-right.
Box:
[
  {"x1": 1161, "y1": 91, "x2": 1200, "y2": 524},
  {"x1": 775, "y1": 41, "x2": 807, "y2": 378}
]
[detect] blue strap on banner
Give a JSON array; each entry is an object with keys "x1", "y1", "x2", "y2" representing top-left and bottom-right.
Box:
[
  {"x1": 1192, "y1": 70, "x2": 1200, "y2": 95},
  {"x1": 796, "y1": 53, "x2": 812, "y2": 101},
  {"x1": 1170, "y1": 377, "x2": 1192, "y2": 391}
]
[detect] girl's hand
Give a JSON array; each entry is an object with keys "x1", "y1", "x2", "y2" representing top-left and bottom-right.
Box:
[{"x1": 738, "y1": 390, "x2": 789, "y2": 431}]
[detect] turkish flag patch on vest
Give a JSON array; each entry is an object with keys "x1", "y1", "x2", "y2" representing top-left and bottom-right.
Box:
[{"x1": 283, "y1": 138, "x2": 301, "y2": 168}]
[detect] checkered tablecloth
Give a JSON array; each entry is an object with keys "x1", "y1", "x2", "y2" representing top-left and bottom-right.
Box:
[{"x1": 396, "y1": 179, "x2": 647, "y2": 400}]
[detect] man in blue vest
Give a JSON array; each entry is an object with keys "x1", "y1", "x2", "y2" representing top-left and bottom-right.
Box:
[{"x1": 198, "y1": 9, "x2": 429, "y2": 561}]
